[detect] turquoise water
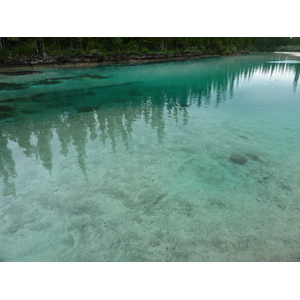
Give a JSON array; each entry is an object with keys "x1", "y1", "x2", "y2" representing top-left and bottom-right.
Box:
[{"x1": 1, "y1": 53, "x2": 300, "y2": 261}]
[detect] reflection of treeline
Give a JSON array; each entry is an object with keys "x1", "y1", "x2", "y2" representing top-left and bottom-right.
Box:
[
  {"x1": 1, "y1": 56, "x2": 300, "y2": 196},
  {"x1": 0, "y1": 95, "x2": 189, "y2": 196},
  {"x1": 0, "y1": 133, "x2": 17, "y2": 196},
  {"x1": 157, "y1": 55, "x2": 300, "y2": 107},
  {"x1": 1, "y1": 37, "x2": 299, "y2": 62}
]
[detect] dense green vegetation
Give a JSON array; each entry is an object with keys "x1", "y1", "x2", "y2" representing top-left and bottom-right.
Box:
[{"x1": 0, "y1": 37, "x2": 300, "y2": 64}]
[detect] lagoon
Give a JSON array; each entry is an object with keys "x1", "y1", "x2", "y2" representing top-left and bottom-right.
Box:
[{"x1": 0, "y1": 53, "x2": 300, "y2": 261}]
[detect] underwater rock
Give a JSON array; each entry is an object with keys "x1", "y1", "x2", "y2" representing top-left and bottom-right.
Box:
[
  {"x1": 32, "y1": 79, "x2": 62, "y2": 85},
  {"x1": 21, "y1": 110, "x2": 42, "y2": 114},
  {"x1": 42, "y1": 76, "x2": 104, "y2": 82},
  {"x1": 0, "y1": 106, "x2": 17, "y2": 120},
  {"x1": 76, "y1": 105, "x2": 100, "y2": 113},
  {"x1": 230, "y1": 154, "x2": 247, "y2": 165},
  {"x1": 76, "y1": 75, "x2": 108, "y2": 79},
  {"x1": 257, "y1": 177, "x2": 268, "y2": 183},
  {"x1": 0, "y1": 113, "x2": 14, "y2": 120},
  {"x1": 0, "y1": 70, "x2": 43, "y2": 76},
  {"x1": 248, "y1": 154, "x2": 259, "y2": 161},
  {"x1": 0, "y1": 82, "x2": 29, "y2": 90},
  {"x1": 238, "y1": 135, "x2": 248, "y2": 139},
  {"x1": 0, "y1": 98, "x2": 16, "y2": 103},
  {"x1": 83, "y1": 91, "x2": 96, "y2": 96},
  {"x1": 92, "y1": 81, "x2": 143, "y2": 91},
  {"x1": 50, "y1": 76, "x2": 76, "y2": 80},
  {"x1": 43, "y1": 79, "x2": 62, "y2": 85},
  {"x1": 0, "y1": 105, "x2": 16, "y2": 112}
]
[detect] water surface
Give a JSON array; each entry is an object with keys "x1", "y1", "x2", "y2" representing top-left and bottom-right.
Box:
[{"x1": 1, "y1": 53, "x2": 300, "y2": 261}]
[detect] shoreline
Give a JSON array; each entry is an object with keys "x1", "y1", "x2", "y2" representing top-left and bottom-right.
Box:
[
  {"x1": 274, "y1": 51, "x2": 300, "y2": 57},
  {"x1": 0, "y1": 52, "x2": 248, "y2": 71},
  {"x1": 1, "y1": 52, "x2": 299, "y2": 72}
]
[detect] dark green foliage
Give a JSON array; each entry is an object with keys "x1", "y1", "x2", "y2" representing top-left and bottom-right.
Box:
[
  {"x1": 251, "y1": 37, "x2": 300, "y2": 51},
  {"x1": 276, "y1": 44, "x2": 300, "y2": 52},
  {"x1": 0, "y1": 37, "x2": 299, "y2": 64}
]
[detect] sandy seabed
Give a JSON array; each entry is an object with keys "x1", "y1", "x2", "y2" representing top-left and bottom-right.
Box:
[{"x1": 1, "y1": 105, "x2": 300, "y2": 262}]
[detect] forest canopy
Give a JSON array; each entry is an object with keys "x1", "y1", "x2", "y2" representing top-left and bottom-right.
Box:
[{"x1": 0, "y1": 37, "x2": 299, "y2": 63}]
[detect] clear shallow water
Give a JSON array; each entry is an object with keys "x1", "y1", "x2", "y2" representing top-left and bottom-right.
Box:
[{"x1": 1, "y1": 53, "x2": 300, "y2": 261}]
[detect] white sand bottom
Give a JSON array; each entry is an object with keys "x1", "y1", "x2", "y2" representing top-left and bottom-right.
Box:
[{"x1": 274, "y1": 51, "x2": 300, "y2": 57}]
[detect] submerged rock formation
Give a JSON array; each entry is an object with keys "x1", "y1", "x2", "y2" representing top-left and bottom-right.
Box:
[
  {"x1": 230, "y1": 154, "x2": 248, "y2": 165},
  {"x1": 247, "y1": 153, "x2": 260, "y2": 161},
  {"x1": 0, "y1": 70, "x2": 43, "y2": 76}
]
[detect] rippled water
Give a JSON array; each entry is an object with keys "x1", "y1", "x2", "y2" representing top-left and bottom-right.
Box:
[{"x1": 1, "y1": 53, "x2": 300, "y2": 261}]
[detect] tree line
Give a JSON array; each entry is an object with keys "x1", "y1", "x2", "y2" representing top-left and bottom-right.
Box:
[{"x1": 0, "y1": 37, "x2": 299, "y2": 61}]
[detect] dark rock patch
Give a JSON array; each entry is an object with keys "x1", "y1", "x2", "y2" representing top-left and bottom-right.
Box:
[
  {"x1": 247, "y1": 153, "x2": 260, "y2": 161},
  {"x1": 0, "y1": 98, "x2": 16, "y2": 103},
  {"x1": 30, "y1": 92, "x2": 50, "y2": 101},
  {"x1": 83, "y1": 91, "x2": 96, "y2": 96},
  {"x1": 21, "y1": 110, "x2": 42, "y2": 114},
  {"x1": 41, "y1": 75, "x2": 108, "y2": 81},
  {"x1": 257, "y1": 177, "x2": 268, "y2": 184},
  {"x1": 76, "y1": 105, "x2": 100, "y2": 113},
  {"x1": 50, "y1": 76, "x2": 76, "y2": 80},
  {"x1": 0, "y1": 106, "x2": 17, "y2": 120},
  {"x1": 0, "y1": 70, "x2": 43, "y2": 76},
  {"x1": 91, "y1": 81, "x2": 143, "y2": 91},
  {"x1": 0, "y1": 82, "x2": 29, "y2": 90},
  {"x1": 32, "y1": 79, "x2": 62, "y2": 85},
  {"x1": 0, "y1": 113, "x2": 14, "y2": 120},
  {"x1": 230, "y1": 154, "x2": 247, "y2": 165},
  {"x1": 127, "y1": 89, "x2": 142, "y2": 96},
  {"x1": 0, "y1": 105, "x2": 16, "y2": 112},
  {"x1": 238, "y1": 135, "x2": 248, "y2": 139},
  {"x1": 43, "y1": 79, "x2": 62, "y2": 85},
  {"x1": 46, "y1": 103, "x2": 64, "y2": 108},
  {"x1": 76, "y1": 75, "x2": 108, "y2": 79}
]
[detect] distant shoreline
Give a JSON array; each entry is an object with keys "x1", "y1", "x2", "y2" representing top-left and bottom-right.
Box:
[
  {"x1": 3, "y1": 51, "x2": 298, "y2": 71},
  {"x1": 0, "y1": 52, "x2": 250, "y2": 70}
]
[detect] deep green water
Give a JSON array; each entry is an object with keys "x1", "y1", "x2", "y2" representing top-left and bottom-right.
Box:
[{"x1": 1, "y1": 53, "x2": 300, "y2": 261}]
